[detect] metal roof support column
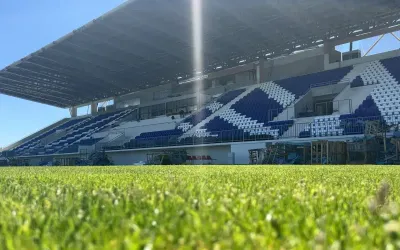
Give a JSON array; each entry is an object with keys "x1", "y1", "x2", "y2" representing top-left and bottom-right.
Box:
[
  {"x1": 70, "y1": 107, "x2": 78, "y2": 118},
  {"x1": 256, "y1": 59, "x2": 266, "y2": 84},
  {"x1": 258, "y1": 58, "x2": 266, "y2": 84},
  {"x1": 211, "y1": 79, "x2": 218, "y2": 88},
  {"x1": 364, "y1": 34, "x2": 385, "y2": 57},
  {"x1": 91, "y1": 102, "x2": 98, "y2": 115},
  {"x1": 323, "y1": 42, "x2": 336, "y2": 70},
  {"x1": 390, "y1": 32, "x2": 400, "y2": 42},
  {"x1": 323, "y1": 53, "x2": 331, "y2": 70}
]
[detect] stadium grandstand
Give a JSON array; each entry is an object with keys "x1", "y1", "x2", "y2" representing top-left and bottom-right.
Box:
[{"x1": 1, "y1": 0, "x2": 400, "y2": 165}]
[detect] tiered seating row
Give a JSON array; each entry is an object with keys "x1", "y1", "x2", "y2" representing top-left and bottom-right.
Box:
[
  {"x1": 100, "y1": 56, "x2": 400, "y2": 150},
  {"x1": 178, "y1": 108, "x2": 212, "y2": 131},
  {"x1": 275, "y1": 66, "x2": 352, "y2": 98},
  {"x1": 25, "y1": 109, "x2": 132, "y2": 155},
  {"x1": 134, "y1": 66, "x2": 353, "y2": 147},
  {"x1": 360, "y1": 61, "x2": 389, "y2": 85},
  {"x1": 259, "y1": 82, "x2": 295, "y2": 107},
  {"x1": 301, "y1": 57, "x2": 400, "y2": 138},
  {"x1": 380, "y1": 57, "x2": 400, "y2": 84},
  {"x1": 300, "y1": 115, "x2": 342, "y2": 138},
  {"x1": 231, "y1": 88, "x2": 282, "y2": 124},
  {"x1": 13, "y1": 117, "x2": 87, "y2": 154},
  {"x1": 177, "y1": 88, "x2": 246, "y2": 132},
  {"x1": 216, "y1": 88, "x2": 246, "y2": 105}
]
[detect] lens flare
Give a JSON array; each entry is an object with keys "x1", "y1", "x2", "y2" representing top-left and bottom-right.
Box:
[{"x1": 192, "y1": 0, "x2": 203, "y2": 95}]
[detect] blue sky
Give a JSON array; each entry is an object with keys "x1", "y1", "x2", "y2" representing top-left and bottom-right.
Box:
[
  {"x1": 0, "y1": 0, "x2": 124, "y2": 148},
  {"x1": 0, "y1": 1, "x2": 399, "y2": 148}
]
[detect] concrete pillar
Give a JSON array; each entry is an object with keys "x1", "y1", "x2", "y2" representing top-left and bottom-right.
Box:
[
  {"x1": 212, "y1": 79, "x2": 217, "y2": 88},
  {"x1": 70, "y1": 107, "x2": 77, "y2": 118},
  {"x1": 258, "y1": 58, "x2": 265, "y2": 83},
  {"x1": 256, "y1": 59, "x2": 267, "y2": 84},
  {"x1": 323, "y1": 53, "x2": 330, "y2": 70},
  {"x1": 91, "y1": 102, "x2": 98, "y2": 114},
  {"x1": 323, "y1": 42, "x2": 335, "y2": 70}
]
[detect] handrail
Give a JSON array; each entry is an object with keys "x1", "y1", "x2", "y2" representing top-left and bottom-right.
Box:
[
  {"x1": 309, "y1": 78, "x2": 350, "y2": 89},
  {"x1": 98, "y1": 115, "x2": 392, "y2": 151}
]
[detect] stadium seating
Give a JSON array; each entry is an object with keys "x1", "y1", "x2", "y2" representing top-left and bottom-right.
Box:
[
  {"x1": 300, "y1": 57, "x2": 399, "y2": 138},
  {"x1": 350, "y1": 76, "x2": 364, "y2": 88},
  {"x1": 216, "y1": 88, "x2": 246, "y2": 105},
  {"x1": 341, "y1": 58, "x2": 398, "y2": 129},
  {"x1": 178, "y1": 108, "x2": 212, "y2": 132},
  {"x1": 177, "y1": 88, "x2": 245, "y2": 132},
  {"x1": 78, "y1": 138, "x2": 104, "y2": 146},
  {"x1": 136, "y1": 129, "x2": 183, "y2": 139},
  {"x1": 275, "y1": 67, "x2": 352, "y2": 98},
  {"x1": 301, "y1": 115, "x2": 343, "y2": 138},
  {"x1": 17, "y1": 109, "x2": 133, "y2": 156},
  {"x1": 381, "y1": 56, "x2": 400, "y2": 83},
  {"x1": 189, "y1": 81, "x2": 298, "y2": 141},
  {"x1": 45, "y1": 109, "x2": 132, "y2": 154},
  {"x1": 202, "y1": 116, "x2": 293, "y2": 141},
  {"x1": 130, "y1": 88, "x2": 247, "y2": 148},
  {"x1": 112, "y1": 66, "x2": 358, "y2": 149},
  {"x1": 12, "y1": 117, "x2": 88, "y2": 155},
  {"x1": 230, "y1": 89, "x2": 283, "y2": 124},
  {"x1": 57, "y1": 138, "x2": 104, "y2": 154},
  {"x1": 12, "y1": 54, "x2": 400, "y2": 155}
]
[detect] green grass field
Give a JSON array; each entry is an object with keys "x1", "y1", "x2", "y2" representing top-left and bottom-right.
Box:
[{"x1": 0, "y1": 166, "x2": 400, "y2": 249}]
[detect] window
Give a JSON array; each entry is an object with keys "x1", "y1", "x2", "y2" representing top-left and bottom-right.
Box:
[{"x1": 153, "y1": 90, "x2": 169, "y2": 100}]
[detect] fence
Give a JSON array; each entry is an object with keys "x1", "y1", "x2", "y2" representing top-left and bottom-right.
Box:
[
  {"x1": 269, "y1": 106, "x2": 295, "y2": 121},
  {"x1": 97, "y1": 116, "x2": 392, "y2": 151},
  {"x1": 315, "y1": 99, "x2": 353, "y2": 116},
  {"x1": 309, "y1": 78, "x2": 350, "y2": 89}
]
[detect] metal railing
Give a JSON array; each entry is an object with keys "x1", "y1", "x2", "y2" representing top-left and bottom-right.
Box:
[
  {"x1": 98, "y1": 123, "x2": 308, "y2": 150},
  {"x1": 314, "y1": 99, "x2": 353, "y2": 116},
  {"x1": 296, "y1": 99, "x2": 353, "y2": 118},
  {"x1": 309, "y1": 78, "x2": 350, "y2": 89},
  {"x1": 269, "y1": 106, "x2": 295, "y2": 121},
  {"x1": 98, "y1": 115, "x2": 399, "y2": 152},
  {"x1": 95, "y1": 115, "x2": 394, "y2": 151}
]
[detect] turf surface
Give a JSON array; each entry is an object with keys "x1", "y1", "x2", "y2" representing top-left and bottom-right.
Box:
[{"x1": 0, "y1": 166, "x2": 399, "y2": 249}]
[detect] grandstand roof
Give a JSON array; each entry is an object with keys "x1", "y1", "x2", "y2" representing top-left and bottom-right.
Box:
[{"x1": 1, "y1": 0, "x2": 400, "y2": 108}]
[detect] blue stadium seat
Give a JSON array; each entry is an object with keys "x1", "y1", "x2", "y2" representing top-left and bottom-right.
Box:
[
  {"x1": 217, "y1": 88, "x2": 245, "y2": 105},
  {"x1": 276, "y1": 67, "x2": 352, "y2": 98},
  {"x1": 231, "y1": 88, "x2": 282, "y2": 124}
]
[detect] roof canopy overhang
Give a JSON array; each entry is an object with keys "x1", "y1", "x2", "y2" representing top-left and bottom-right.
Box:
[{"x1": 1, "y1": 0, "x2": 400, "y2": 108}]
